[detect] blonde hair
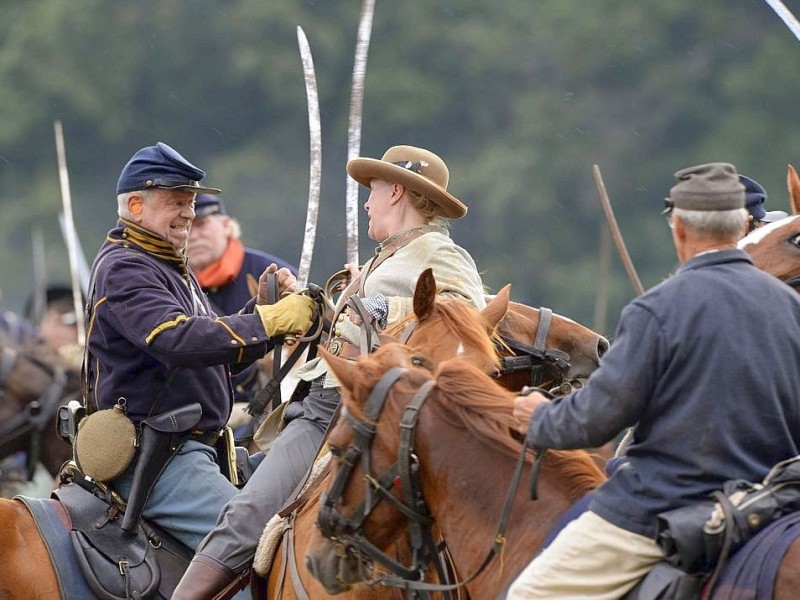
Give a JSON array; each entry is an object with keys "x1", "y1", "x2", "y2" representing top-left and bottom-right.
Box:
[{"x1": 406, "y1": 188, "x2": 449, "y2": 227}]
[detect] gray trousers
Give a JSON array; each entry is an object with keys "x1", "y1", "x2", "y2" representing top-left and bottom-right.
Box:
[{"x1": 194, "y1": 377, "x2": 340, "y2": 571}]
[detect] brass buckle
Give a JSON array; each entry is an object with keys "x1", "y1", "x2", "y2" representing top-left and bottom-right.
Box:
[{"x1": 327, "y1": 339, "x2": 342, "y2": 356}]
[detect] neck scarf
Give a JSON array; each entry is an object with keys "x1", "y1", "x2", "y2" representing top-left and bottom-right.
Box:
[{"x1": 196, "y1": 238, "x2": 245, "y2": 289}]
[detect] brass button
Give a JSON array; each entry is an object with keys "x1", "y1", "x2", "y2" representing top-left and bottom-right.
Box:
[
  {"x1": 328, "y1": 340, "x2": 342, "y2": 356},
  {"x1": 337, "y1": 314, "x2": 345, "y2": 323},
  {"x1": 230, "y1": 340, "x2": 238, "y2": 345}
]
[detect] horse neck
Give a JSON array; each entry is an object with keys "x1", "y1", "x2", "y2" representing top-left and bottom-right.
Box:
[{"x1": 415, "y1": 416, "x2": 576, "y2": 596}]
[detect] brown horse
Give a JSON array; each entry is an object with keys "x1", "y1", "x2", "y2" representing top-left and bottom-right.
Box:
[
  {"x1": 738, "y1": 164, "x2": 800, "y2": 291},
  {"x1": 0, "y1": 335, "x2": 81, "y2": 497},
  {"x1": 259, "y1": 270, "x2": 608, "y2": 598},
  {"x1": 0, "y1": 271, "x2": 607, "y2": 600},
  {"x1": 305, "y1": 345, "x2": 800, "y2": 600},
  {"x1": 306, "y1": 343, "x2": 606, "y2": 598}
]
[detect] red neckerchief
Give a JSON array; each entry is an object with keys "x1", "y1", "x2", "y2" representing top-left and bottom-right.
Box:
[{"x1": 196, "y1": 238, "x2": 245, "y2": 289}]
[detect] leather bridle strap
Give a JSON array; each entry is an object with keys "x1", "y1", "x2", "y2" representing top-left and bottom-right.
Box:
[
  {"x1": 377, "y1": 434, "x2": 534, "y2": 595},
  {"x1": 0, "y1": 362, "x2": 68, "y2": 480}
]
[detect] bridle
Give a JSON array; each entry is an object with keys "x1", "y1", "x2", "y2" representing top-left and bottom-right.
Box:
[
  {"x1": 395, "y1": 305, "x2": 573, "y2": 391},
  {"x1": 316, "y1": 366, "x2": 539, "y2": 598},
  {"x1": 494, "y1": 307, "x2": 571, "y2": 388},
  {"x1": 0, "y1": 345, "x2": 70, "y2": 481}
]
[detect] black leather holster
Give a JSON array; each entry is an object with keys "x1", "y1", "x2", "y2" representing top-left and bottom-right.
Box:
[{"x1": 120, "y1": 403, "x2": 202, "y2": 534}]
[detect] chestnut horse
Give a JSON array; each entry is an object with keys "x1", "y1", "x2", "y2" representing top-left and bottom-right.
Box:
[
  {"x1": 739, "y1": 164, "x2": 800, "y2": 291},
  {"x1": 0, "y1": 270, "x2": 608, "y2": 600},
  {"x1": 306, "y1": 344, "x2": 606, "y2": 598},
  {"x1": 306, "y1": 345, "x2": 800, "y2": 600},
  {"x1": 258, "y1": 270, "x2": 608, "y2": 599},
  {"x1": 0, "y1": 336, "x2": 81, "y2": 498}
]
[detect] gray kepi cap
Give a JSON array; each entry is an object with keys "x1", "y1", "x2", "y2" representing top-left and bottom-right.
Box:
[{"x1": 663, "y1": 163, "x2": 745, "y2": 213}]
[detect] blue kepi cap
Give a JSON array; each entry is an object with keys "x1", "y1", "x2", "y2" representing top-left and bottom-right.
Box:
[
  {"x1": 116, "y1": 142, "x2": 221, "y2": 195},
  {"x1": 194, "y1": 194, "x2": 227, "y2": 218},
  {"x1": 739, "y1": 175, "x2": 767, "y2": 220}
]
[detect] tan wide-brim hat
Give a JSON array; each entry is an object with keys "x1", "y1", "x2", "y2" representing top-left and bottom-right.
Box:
[{"x1": 347, "y1": 145, "x2": 468, "y2": 219}]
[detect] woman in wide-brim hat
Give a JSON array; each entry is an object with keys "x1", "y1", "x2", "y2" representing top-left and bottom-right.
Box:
[{"x1": 178, "y1": 144, "x2": 486, "y2": 599}]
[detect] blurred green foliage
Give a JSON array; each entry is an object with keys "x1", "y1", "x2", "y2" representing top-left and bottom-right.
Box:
[{"x1": 0, "y1": 0, "x2": 798, "y2": 338}]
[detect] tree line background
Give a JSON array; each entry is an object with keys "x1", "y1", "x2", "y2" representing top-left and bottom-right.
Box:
[{"x1": 1, "y1": 0, "x2": 799, "y2": 338}]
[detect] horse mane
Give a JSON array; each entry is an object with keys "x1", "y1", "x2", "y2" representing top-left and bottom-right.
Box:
[
  {"x1": 386, "y1": 297, "x2": 499, "y2": 362},
  {"x1": 433, "y1": 359, "x2": 606, "y2": 498}
]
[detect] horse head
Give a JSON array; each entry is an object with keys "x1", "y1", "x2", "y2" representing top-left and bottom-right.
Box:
[
  {"x1": 739, "y1": 214, "x2": 800, "y2": 292},
  {"x1": 0, "y1": 337, "x2": 81, "y2": 487},
  {"x1": 387, "y1": 268, "x2": 609, "y2": 393},
  {"x1": 306, "y1": 344, "x2": 606, "y2": 597}
]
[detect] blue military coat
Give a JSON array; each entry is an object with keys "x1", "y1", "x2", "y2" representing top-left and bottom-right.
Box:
[
  {"x1": 528, "y1": 249, "x2": 800, "y2": 538},
  {"x1": 85, "y1": 219, "x2": 273, "y2": 431}
]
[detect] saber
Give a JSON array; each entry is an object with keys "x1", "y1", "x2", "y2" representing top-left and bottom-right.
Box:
[
  {"x1": 763, "y1": 0, "x2": 800, "y2": 42},
  {"x1": 296, "y1": 26, "x2": 322, "y2": 290},
  {"x1": 345, "y1": 0, "x2": 376, "y2": 266},
  {"x1": 30, "y1": 227, "x2": 47, "y2": 326},
  {"x1": 58, "y1": 212, "x2": 90, "y2": 295},
  {"x1": 593, "y1": 164, "x2": 645, "y2": 297},
  {"x1": 53, "y1": 120, "x2": 86, "y2": 346}
]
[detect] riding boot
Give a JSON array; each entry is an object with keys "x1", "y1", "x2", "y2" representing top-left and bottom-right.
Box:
[{"x1": 171, "y1": 554, "x2": 249, "y2": 600}]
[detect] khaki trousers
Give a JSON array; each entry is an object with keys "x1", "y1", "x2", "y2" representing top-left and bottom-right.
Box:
[{"x1": 506, "y1": 510, "x2": 663, "y2": 599}]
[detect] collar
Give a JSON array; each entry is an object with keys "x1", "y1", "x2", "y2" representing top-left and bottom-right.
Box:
[
  {"x1": 196, "y1": 238, "x2": 246, "y2": 289},
  {"x1": 376, "y1": 224, "x2": 445, "y2": 256},
  {"x1": 107, "y1": 218, "x2": 186, "y2": 265},
  {"x1": 678, "y1": 247, "x2": 753, "y2": 274}
]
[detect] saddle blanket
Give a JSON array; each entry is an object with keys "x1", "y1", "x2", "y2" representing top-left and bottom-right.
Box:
[
  {"x1": 709, "y1": 510, "x2": 800, "y2": 599},
  {"x1": 15, "y1": 495, "x2": 93, "y2": 600}
]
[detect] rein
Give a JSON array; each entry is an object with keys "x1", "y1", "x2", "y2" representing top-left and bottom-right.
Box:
[
  {"x1": 317, "y1": 367, "x2": 536, "y2": 597},
  {"x1": 246, "y1": 277, "x2": 328, "y2": 418}
]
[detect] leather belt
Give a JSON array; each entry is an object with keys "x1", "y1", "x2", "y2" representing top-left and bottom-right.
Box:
[
  {"x1": 325, "y1": 337, "x2": 361, "y2": 360},
  {"x1": 189, "y1": 430, "x2": 221, "y2": 447}
]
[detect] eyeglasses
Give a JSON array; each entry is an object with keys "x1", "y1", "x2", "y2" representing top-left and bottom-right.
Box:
[{"x1": 662, "y1": 199, "x2": 674, "y2": 228}]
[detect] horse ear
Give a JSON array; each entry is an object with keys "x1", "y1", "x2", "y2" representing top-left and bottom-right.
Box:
[
  {"x1": 319, "y1": 347, "x2": 358, "y2": 391},
  {"x1": 787, "y1": 164, "x2": 800, "y2": 216},
  {"x1": 482, "y1": 284, "x2": 510, "y2": 331},
  {"x1": 413, "y1": 268, "x2": 436, "y2": 322},
  {"x1": 378, "y1": 332, "x2": 398, "y2": 346}
]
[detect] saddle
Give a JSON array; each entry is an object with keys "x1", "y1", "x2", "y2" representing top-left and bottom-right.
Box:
[
  {"x1": 52, "y1": 471, "x2": 193, "y2": 600},
  {"x1": 47, "y1": 402, "x2": 205, "y2": 599}
]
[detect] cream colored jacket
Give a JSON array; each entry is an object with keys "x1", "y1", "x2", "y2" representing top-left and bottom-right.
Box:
[{"x1": 296, "y1": 224, "x2": 485, "y2": 387}]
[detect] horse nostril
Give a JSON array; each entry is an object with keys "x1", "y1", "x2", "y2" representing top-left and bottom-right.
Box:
[{"x1": 597, "y1": 338, "x2": 610, "y2": 358}]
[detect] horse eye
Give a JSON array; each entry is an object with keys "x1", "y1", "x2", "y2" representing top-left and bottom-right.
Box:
[
  {"x1": 411, "y1": 354, "x2": 432, "y2": 369},
  {"x1": 790, "y1": 233, "x2": 800, "y2": 249},
  {"x1": 328, "y1": 444, "x2": 341, "y2": 458}
]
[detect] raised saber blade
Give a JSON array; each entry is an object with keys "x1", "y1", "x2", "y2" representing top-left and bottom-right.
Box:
[
  {"x1": 296, "y1": 26, "x2": 322, "y2": 290},
  {"x1": 345, "y1": 0, "x2": 376, "y2": 267},
  {"x1": 763, "y1": 0, "x2": 800, "y2": 42},
  {"x1": 53, "y1": 120, "x2": 86, "y2": 346},
  {"x1": 30, "y1": 227, "x2": 47, "y2": 326},
  {"x1": 58, "y1": 212, "x2": 90, "y2": 296}
]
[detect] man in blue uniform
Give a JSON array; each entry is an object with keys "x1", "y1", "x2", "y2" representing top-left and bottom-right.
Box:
[
  {"x1": 508, "y1": 162, "x2": 800, "y2": 598},
  {"x1": 83, "y1": 142, "x2": 315, "y2": 594},
  {"x1": 186, "y1": 194, "x2": 297, "y2": 431},
  {"x1": 740, "y1": 174, "x2": 788, "y2": 234},
  {"x1": 187, "y1": 194, "x2": 296, "y2": 316}
]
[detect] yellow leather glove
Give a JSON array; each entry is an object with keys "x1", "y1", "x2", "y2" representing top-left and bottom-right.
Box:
[{"x1": 255, "y1": 293, "x2": 315, "y2": 337}]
